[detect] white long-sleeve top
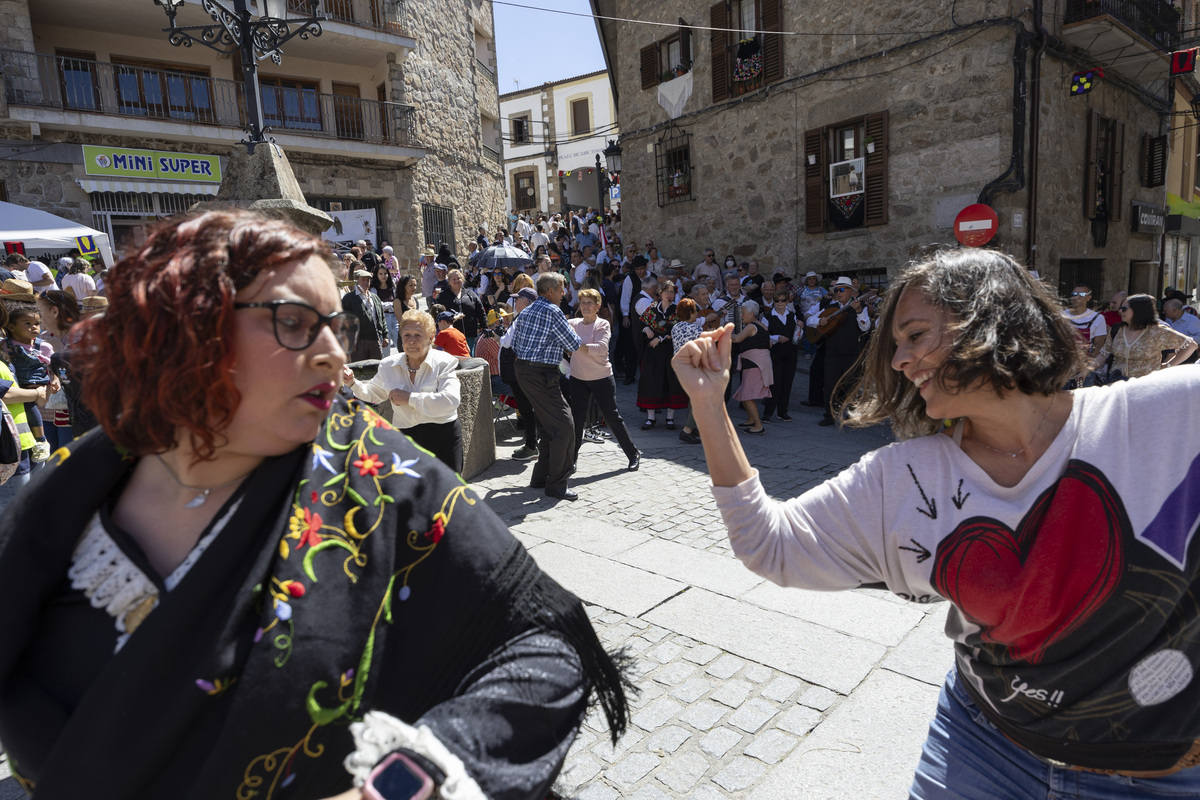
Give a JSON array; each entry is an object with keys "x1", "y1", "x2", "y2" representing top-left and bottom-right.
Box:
[
  {"x1": 349, "y1": 348, "x2": 461, "y2": 428},
  {"x1": 710, "y1": 367, "x2": 1200, "y2": 763}
]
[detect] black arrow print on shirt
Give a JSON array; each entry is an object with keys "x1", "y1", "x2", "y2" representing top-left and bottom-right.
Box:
[
  {"x1": 952, "y1": 479, "x2": 971, "y2": 510},
  {"x1": 906, "y1": 463, "x2": 937, "y2": 520},
  {"x1": 899, "y1": 538, "x2": 932, "y2": 563}
]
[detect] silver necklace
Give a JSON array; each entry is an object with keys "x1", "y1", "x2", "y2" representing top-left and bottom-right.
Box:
[
  {"x1": 969, "y1": 393, "x2": 1058, "y2": 459},
  {"x1": 155, "y1": 455, "x2": 253, "y2": 509}
]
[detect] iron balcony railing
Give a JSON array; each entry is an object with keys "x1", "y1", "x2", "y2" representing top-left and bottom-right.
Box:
[
  {"x1": 476, "y1": 59, "x2": 497, "y2": 84},
  {"x1": 0, "y1": 49, "x2": 419, "y2": 148},
  {"x1": 1064, "y1": 0, "x2": 1180, "y2": 53},
  {"x1": 285, "y1": 0, "x2": 408, "y2": 36},
  {"x1": 481, "y1": 143, "x2": 502, "y2": 167}
]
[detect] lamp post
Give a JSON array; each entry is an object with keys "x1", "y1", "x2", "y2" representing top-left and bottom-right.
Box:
[
  {"x1": 595, "y1": 138, "x2": 622, "y2": 212},
  {"x1": 152, "y1": 0, "x2": 323, "y2": 152}
]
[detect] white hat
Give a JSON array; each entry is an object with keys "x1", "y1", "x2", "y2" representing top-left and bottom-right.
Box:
[
  {"x1": 803, "y1": 271, "x2": 822, "y2": 281},
  {"x1": 832, "y1": 276, "x2": 853, "y2": 289}
]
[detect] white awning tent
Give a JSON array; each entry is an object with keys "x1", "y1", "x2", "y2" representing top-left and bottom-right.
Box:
[{"x1": 0, "y1": 200, "x2": 115, "y2": 268}]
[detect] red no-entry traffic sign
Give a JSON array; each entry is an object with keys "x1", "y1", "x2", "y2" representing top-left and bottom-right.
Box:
[{"x1": 954, "y1": 204, "x2": 999, "y2": 247}]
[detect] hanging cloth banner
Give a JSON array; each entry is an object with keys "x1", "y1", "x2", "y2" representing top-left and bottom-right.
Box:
[
  {"x1": 1070, "y1": 68, "x2": 1103, "y2": 96},
  {"x1": 657, "y1": 71, "x2": 693, "y2": 119}
]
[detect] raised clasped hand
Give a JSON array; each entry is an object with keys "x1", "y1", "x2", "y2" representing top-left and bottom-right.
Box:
[{"x1": 671, "y1": 324, "x2": 732, "y2": 403}]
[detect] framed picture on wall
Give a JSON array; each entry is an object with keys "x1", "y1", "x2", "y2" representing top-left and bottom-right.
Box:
[{"x1": 829, "y1": 157, "x2": 865, "y2": 199}]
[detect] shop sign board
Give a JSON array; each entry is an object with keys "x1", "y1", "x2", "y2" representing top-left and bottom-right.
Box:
[{"x1": 82, "y1": 145, "x2": 222, "y2": 182}]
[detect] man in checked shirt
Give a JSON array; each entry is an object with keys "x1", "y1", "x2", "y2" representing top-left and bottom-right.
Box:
[{"x1": 511, "y1": 272, "x2": 583, "y2": 501}]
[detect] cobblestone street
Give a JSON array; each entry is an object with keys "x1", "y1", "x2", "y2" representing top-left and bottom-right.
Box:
[
  {"x1": 0, "y1": 369, "x2": 953, "y2": 800},
  {"x1": 472, "y1": 367, "x2": 955, "y2": 799}
]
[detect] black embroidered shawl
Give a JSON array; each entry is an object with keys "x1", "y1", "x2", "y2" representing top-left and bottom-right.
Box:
[{"x1": 0, "y1": 398, "x2": 627, "y2": 799}]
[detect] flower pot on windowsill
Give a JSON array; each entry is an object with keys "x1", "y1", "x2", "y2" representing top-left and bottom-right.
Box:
[{"x1": 674, "y1": 67, "x2": 687, "y2": 77}]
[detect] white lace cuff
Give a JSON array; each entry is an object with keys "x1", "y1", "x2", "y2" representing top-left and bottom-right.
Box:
[{"x1": 344, "y1": 711, "x2": 486, "y2": 800}]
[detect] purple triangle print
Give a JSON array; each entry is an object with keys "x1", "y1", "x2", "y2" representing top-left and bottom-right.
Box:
[{"x1": 1137, "y1": 452, "x2": 1200, "y2": 570}]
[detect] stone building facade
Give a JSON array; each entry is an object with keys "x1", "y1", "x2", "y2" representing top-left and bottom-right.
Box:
[
  {"x1": 500, "y1": 70, "x2": 618, "y2": 216},
  {"x1": 592, "y1": 0, "x2": 1176, "y2": 296},
  {"x1": 0, "y1": 0, "x2": 505, "y2": 271}
]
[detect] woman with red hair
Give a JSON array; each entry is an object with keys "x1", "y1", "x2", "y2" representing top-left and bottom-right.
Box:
[{"x1": 0, "y1": 210, "x2": 626, "y2": 800}]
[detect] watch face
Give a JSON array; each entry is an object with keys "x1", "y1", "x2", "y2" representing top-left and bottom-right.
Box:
[{"x1": 373, "y1": 759, "x2": 427, "y2": 798}]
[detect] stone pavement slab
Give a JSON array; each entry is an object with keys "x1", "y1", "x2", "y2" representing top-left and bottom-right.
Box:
[
  {"x1": 741, "y1": 582, "x2": 928, "y2": 647},
  {"x1": 516, "y1": 517, "x2": 653, "y2": 558},
  {"x1": 642, "y1": 588, "x2": 885, "y2": 694},
  {"x1": 525, "y1": 541, "x2": 686, "y2": 617},
  {"x1": 746, "y1": 669, "x2": 940, "y2": 800},
  {"x1": 614, "y1": 538, "x2": 766, "y2": 599},
  {"x1": 881, "y1": 602, "x2": 955, "y2": 686}
]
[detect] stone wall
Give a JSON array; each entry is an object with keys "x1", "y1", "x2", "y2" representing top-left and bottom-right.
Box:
[
  {"x1": 1031, "y1": 61, "x2": 1164, "y2": 299},
  {"x1": 396, "y1": 0, "x2": 506, "y2": 266},
  {"x1": 607, "y1": 0, "x2": 1159, "y2": 291}
]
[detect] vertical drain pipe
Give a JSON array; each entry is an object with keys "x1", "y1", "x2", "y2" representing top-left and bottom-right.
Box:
[{"x1": 1028, "y1": 0, "x2": 1049, "y2": 271}]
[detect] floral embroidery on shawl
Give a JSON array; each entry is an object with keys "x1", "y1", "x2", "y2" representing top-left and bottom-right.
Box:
[{"x1": 236, "y1": 400, "x2": 477, "y2": 798}]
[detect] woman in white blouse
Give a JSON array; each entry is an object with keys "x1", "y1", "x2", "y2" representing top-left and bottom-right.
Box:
[{"x1": 343, "y1": 309, "x2": 463, "y2": 472}]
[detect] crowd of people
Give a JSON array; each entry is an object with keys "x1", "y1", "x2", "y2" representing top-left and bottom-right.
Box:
[{"x1": 3, "y1": 206, "x2": 1200, "y2": 798}]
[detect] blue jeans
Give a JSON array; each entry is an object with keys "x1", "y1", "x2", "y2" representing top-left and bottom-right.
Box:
[
  {"x1": 911, "y1": 669, "x2": 1200, "y2": 799},
  {"x1": 384, "y1": 311, "x2": 400, "y2": 355}
]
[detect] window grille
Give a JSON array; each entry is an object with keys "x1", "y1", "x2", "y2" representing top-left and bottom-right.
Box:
[
  {"x1": 655, "y1": 126, "x2": 693, "y2": 208},
  {"x1": 422, "y1": 202, "x2": 455, "y2": 253}
]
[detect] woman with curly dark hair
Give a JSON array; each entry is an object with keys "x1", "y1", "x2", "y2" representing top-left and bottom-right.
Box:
[
  {"x1": 674, "y1": 248, "x2": 1200, "y2": 798},
  {"x1": 0, "y1": 210, "x2": 626, "y2": 800}
]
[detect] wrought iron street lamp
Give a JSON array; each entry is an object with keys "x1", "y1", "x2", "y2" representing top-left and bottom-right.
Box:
[
  {"x1": 595, "y1": 138, "x2": 622, "y2": 211},
  {"x1": 152, "y1": 0, "x2": 323, "y2": 151}
]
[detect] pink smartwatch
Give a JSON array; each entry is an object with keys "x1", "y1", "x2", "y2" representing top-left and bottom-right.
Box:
[{"x1": 363, "y1": 752, "x2": 434, "y2": 800}]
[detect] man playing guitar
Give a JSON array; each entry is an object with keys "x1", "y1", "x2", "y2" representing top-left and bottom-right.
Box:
[{"x1": 805, "y1": 276, "x2": 873, "y2": 426}]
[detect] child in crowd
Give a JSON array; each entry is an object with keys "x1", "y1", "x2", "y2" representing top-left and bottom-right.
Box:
[{"x1": 2, "y1": 301, "x2": 52, "y2": 461}]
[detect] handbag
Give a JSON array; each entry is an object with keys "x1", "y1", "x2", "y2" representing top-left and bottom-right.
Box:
[
  {"x1": 45, "y1": 387, "x2": 68, "y2": 412},
  {"x1": 0, "y1": 404, "x2": 21, "y2": 485}
]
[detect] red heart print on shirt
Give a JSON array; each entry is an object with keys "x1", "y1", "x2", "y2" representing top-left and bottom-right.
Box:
[{"x1": 931, "y1": 461, "x2": 1127, "y2": 664}]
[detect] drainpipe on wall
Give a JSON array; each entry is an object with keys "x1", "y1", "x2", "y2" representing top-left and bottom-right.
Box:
[{"x1": 1028, "y1": 0, "x2": 1049, "y2": 272}]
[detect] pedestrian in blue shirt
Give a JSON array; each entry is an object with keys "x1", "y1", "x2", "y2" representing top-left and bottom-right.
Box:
[{"x1": 511, "y1": 272, "x2": 582, "y2": 501}]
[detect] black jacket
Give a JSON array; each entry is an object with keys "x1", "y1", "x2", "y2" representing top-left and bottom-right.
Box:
[{"x1": 435, "y1": 287, "x2": 487, "y2": 339}]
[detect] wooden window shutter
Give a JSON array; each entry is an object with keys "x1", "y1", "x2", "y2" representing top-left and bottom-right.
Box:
[
  {"x1": 1142, "y1": 133, "x2": 1167, "y2": 187},
  {"x1": 804, "y1": 126, "x2": 826, "y2": 233},
  {"x1": 680, "y1": 23, "x2": 692, "y2": 69},
  {"x1": 1084, "y1": 109, "x2": 1099, "y2": 219},
  {"x1": 762, "y1": 0, "x2": 784, "y2": 83},
  {"x1": 1109, "y1": 120, "x2": 1124, "y2": 222},
  {"x1": 640, "y1": 43, "x2": 659, "y2": 90},
  {"x1": 710, "y1": 1, "x2": 729, "y2": 103},
  {"x1": 863, "y1": 110, "x2": 889, "y2": 226}
]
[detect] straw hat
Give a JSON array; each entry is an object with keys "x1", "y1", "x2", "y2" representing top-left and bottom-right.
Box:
[
  {"x1": 422, "y1": 245, "x2": 437, "y2": 256},
  {"x1": 0, "y1": 278, "x2": 36, "y2": 303},
  {"x1": 80, "y1": 296, "x2": 109, "y2": 312},
  {"x1": 802, "y1": 271, "x2": 822, "y2": 281},
  {"x1": 831, "y1": 276, "x2": 853, "y2": 289},
  {"x1": 669, "y1": 259, "x2": 685, "y2": 269}
]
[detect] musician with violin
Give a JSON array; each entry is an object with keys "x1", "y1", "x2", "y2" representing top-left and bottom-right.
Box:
[{"x1": 806, "y1": 276, "x2": 873, "y2": 427}]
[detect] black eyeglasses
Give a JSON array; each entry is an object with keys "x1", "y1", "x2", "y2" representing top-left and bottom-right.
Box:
[
  {"x1": 1070, "y1": 291, "x2": 1091, "y2": 297},
  {"x1": 834, "y1": 287, "x2": 851, "y2": 293},
  {"x1": 234, "y1": 300, "x2": 359, "y2": 353}
]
